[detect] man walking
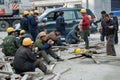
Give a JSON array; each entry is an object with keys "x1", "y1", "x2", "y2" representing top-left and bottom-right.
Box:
[
  {"x1": 80, "y1": 9, "x2": 90, "y2": 49},
  {"x1": 104, "y1": 14, "x2": 116, "y2": 56}
]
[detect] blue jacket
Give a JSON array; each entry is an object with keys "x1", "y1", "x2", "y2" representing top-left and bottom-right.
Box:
[
  {"x1": 28, "y1": 15, "x2": 38, "y2": 31},
  {"x1": 66, "y1": 30, "x2": 79, "y2": 43}
]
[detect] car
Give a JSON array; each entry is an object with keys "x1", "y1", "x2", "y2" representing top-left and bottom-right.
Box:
[{"x1": 38, "y1": 8, "x2": 97, "y2": 34}]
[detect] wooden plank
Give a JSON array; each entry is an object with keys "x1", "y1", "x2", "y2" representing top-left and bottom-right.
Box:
[
  {"x1": 91, "y1": 56, "x2": 100, "y2": 64},
  {"x1": 68, "y1": 55, "x2": 83, "y2": 60}
]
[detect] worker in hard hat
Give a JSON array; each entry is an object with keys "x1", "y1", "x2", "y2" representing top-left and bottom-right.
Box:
[
  {"x1": 29, "y1": 11, "x2": 34, "y2": 15},
  {"x1": 28, "y1": 10, "x2": 39, "y2": 41},
  {"x1": 66, "y1": 27, "x2": 80, "y2": 44},
  {"x1": 20, "y1": 11, "x2": 29, "y2": 33},
  {"x1": 13, "y1": 38, "x2": 52, "y2": 74},
  {"x1": 80, "y1": 8, "x2": 90, "y2": 49},
  {"x1": 34, "y1": 32, "x2": 64, "y2": 65},
  {"x1": 2, "y1": 27, "x2": 19, "y2": 56}
]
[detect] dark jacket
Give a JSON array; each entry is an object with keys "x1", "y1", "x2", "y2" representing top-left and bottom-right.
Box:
[
  {"x1": 13, "y1": 46, "x2": 36, "y2": 73},
  {"x1": 105, "y1": 19, "x2": 116, "y2": 36},
  {"x1": 28, "y1": 15, "x2": 38, "y2": 31},
  {"x1": 113, "y1": 16, "x2": 119, "y2": 31},
  {"x1": 20, "y1": 16, "x2": 29, "y2": 32},
  {"x1": 56, "y1": 16, "x2": 66, "y2": 31},
  {"x1": 66, "y1": 30, "x2": 79, "y2": 43}
]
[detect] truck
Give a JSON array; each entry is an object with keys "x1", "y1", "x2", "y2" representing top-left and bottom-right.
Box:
[{"x1": 0, "y1": 0, "x2": 32, "y2": 31}]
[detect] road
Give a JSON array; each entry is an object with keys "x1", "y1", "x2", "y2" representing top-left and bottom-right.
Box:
[{"x1": 0, "y1": 32, "x2": 120, "y2": 80}]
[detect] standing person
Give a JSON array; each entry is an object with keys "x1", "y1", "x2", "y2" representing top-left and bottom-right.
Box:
[
  {"x1": 28, "y1": 10, "x2": 39, "y2": 41},
  {"x1": 13, "y1": 38, "x2": 52, "y2": 74},
  {"x1": 20, "y1": 11, "x2": 29, "y2": 33},
  {"x1": 80, "y1": 9, "x2": 90, "y2": 49},
  {"x1": 66, "y1": 27, "x2": 80, "y2": 44},
  {"x1": 94, "y1": 11, "x2": 107, "y2": 42},
  {"x1": 104, "y1": 14, "x2": 116, "y2": 56},
  {"x1": 109, "y1": 13, "x2": 119, "y2": 44},
  {"x1": 2, "y1": 27, "x2": 19, "y2": 56},
  {"x1": 34, "y1": 32, "x2": 64, "y2": 65},
  {"x1": 56, "y1": 11, "x2": 67, "y2": 38}
]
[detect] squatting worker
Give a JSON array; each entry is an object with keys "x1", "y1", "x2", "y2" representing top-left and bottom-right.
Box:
[
  {"x1": 13, "y1": 38, "x2": 52, "y2": 74},
  {"x1": 80, "y1": 9, "x2": 90, "y2": 49}
]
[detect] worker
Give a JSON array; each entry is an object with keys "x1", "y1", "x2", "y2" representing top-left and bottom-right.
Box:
[
  {"x1": 104, "y1": 14, "x2": 116, "y2": 56},
  {"x1": 47, "y1": 30, "x2": 63, "y2": 46},
  {"x1": 20, "y1": 11, "x2": 29, "y2": 33},
  {"x1": 13, "y1": 38, "x2": 52, "y2": 74},
  {"x1": 109, "y1": 12, "x2": 119, "y2": 44},
  {"x1": 17, "y1": 30, "x2": 25, "y2": 46},
  {"x1": 66, "y1": 27, "x2": 80, "y2": 44},
  {"x1": 56, "y1": 11, "x2": 67, "y2": 38},
  {"x1": 94, "y1": 11, "x2": 107, "y2": 42},
  {"x1": 34, "y1": 32, "x2": 64, "y2": 65},
  {"x1": 28, "y1": 10, "x2": 39, "y2": 41},
  {"x1": 80, "y1": 9, "x2": 90, "y2": 49},
  {"x1": 2, "y1": 27, "x2": 19, "y2": 56}
]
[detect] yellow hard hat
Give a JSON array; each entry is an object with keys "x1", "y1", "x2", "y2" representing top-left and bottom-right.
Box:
[
  {"x1": 20, "y1": 30, "x2": 25, "y2": 35},
  {"x1": 23, "y1": 11, "x2": 29, "y2": 15},
  {"x1": 39, "y1": 32, "x2": 46, "y2": 38},
  {"x1": 34, "y1": 10, "x2": 40, "y2": 14},
  {"x1": 80, "y1": 9, "x2": 87, "y2": 13},
  {"x1": 29, "y1": 11, "x2": 34, "y2": 15},
  {"x1": 22, "y1": 38, "x2": 33, "y2": 46},
  {"x1": 74, "y1": 48, "x2": 81, "y2": 54},
  {"x1": 6, "y1": 27, "x2": 15, "y2": 33}
]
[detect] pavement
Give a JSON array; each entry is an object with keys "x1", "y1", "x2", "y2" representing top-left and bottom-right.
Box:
[{"x1": 0, "y1": 32, "x2": 120, "y2": 80}]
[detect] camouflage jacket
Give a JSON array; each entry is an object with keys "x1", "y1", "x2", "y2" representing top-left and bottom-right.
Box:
[{"x1": 2, "y1": 35, "x2": 19, "y2": 56}]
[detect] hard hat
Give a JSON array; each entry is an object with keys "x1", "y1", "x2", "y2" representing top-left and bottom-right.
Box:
[
  {"x1": 82, "y1": 49, "x2": 88, "y2": 53},
  {"x1": 20, "y1": 30, "x2": 25, "y2": 35},
  {"x1": 80, "y1": 9, "x2": 87, "y2": 13},
  {"x1": 22, "y1": 38, "x2": 33, "y2": 46},
  {"x1": 88, "y1": 15, "x2": 91, "y2": 20},
  {"x1": 39, "y1": 32, "x2": 46, "y2": 38},
  {"x1": 74, "y1": 48, "x2": 81, "y2": 54},
  {"x1": 34, "y1": 10, "x2": 40, "y2": 13},
  {"x1": 23, "y1": 11, "x2": 29, "y2": 15},
  {"x1": 6, "y1": 27, "x2": 15, "y2": 33},
  {"x1": 29, "y1": 11, "x2": 34, "y2": 15}
]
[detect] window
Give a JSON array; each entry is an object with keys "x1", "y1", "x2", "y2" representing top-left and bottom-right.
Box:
[
  {"x1": 45, "y1": 12, "x2": 59, "y2": 22},
  {"x1": 76, "y1": 10, "x2": 82, "y2": 19},
  {"x1": 64, "y1": 11, "x2": 76, "y2": 20},
  {"x1": 0, "y1": 0, "x2": 4, "y2": 4}
]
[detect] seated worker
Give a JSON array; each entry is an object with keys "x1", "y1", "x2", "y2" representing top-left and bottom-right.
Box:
[
  {"x1": 2, "y1": 27, "x2": 19, "y2": 56},
  {"x1": 47, "y1": 30, "x2": 63, "y2": 46},
  {"x1": 34, "y1": 32, "x2": 64, "y2": 65},
  {"x1": 66, "y1": 27, "x2": 80, "y2": 44},
  {"x1": 18, "y1": 30, "x2": 26, "y2": 46},
  {"x1": 13, "y1": 38, "x2": 52, "y2": 74}
]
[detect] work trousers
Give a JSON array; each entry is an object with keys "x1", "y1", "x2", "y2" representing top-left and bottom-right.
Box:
[
  {"x1": 39, "y1": 49, "x2": 59, "y2": 64},
  {"x1": 106, "y1": 35, "x2": 116, "y2": 56},
  {"x1": 34, "y1": 59, "x2": 47, "y2": 73},
  {"x1": 82, "y1": 30, "x2": 89, "y2": 49},
  {"x1": 114, "y1": 30, "x2": 118, "y2": 44}
]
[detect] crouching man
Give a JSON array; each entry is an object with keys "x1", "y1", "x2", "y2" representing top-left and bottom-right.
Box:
[
  {"x1": 66, "y1": 27, "x2": 80, "y2": 44},
  {"x1": 34, "y1": 32, "x2": 64, "y2": 65},
  {"x1": 13, "y1": 38, "x2": 52, "y2": 74}
]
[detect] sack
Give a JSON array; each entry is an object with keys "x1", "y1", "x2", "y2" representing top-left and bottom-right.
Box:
[{"x1": 78, "y1": 20, "x2": 83, "y2": 32}]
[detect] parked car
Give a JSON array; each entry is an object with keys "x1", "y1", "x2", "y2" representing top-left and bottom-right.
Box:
[{"x1": 38, "y1": 8, "x2": 97, "y2": 33}]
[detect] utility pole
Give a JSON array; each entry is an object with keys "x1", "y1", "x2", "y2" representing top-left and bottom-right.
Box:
[{"x1": 86, "y1": 0, "x2": 89, "y2": 8}]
